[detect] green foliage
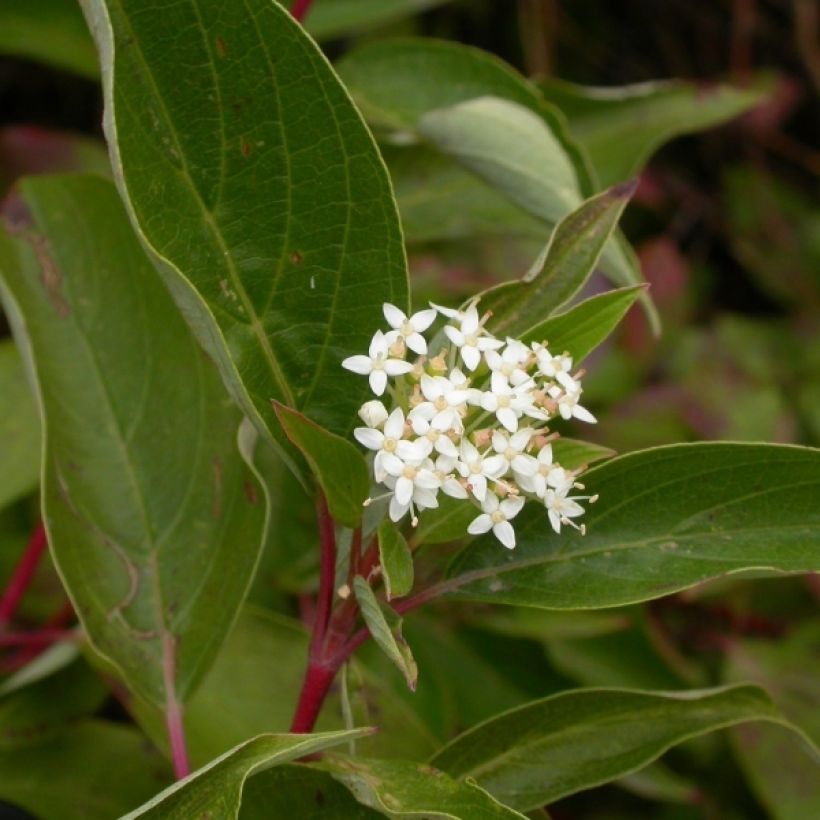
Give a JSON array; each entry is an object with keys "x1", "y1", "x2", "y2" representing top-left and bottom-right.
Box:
[
  {"x1": 124, "y1": 730, "x2": 370, "y2": 819},
  {"x1": 377, "y1": 520, "x2": 414, "y2": 600},
  {"x1": 82, "y1": 0, "x2": 409, "y2": 459},
  {"x1": 431, "y1": 685, "x2": 815, "y2": 811},
  {"x1": 446, "y1": 443, "x2": 820, "y2": 609},
  {"x1": 0, "y1": 174, "x2": 267, "y2": 708},
  {"x1": 0, "y1": 340, "x2": 40, "y2": 510}
]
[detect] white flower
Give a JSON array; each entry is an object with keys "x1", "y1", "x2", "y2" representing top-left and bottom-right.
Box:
[
  {"x1": 432, "y1": 454, "x2": 469, "y2": 499},
  {"x1": 456, "y1": 438, "x2": 506, "y2": 502},
  {"x1": 485, "y1": 339, "x2": 531, "y2": 386},
  {"x1": 442, "y1": 304, "x2": 504, "y2": 371},
  {"x1": 534, "y1": 344, "x2": 574, "y2": 387},
  {"x1": 410, "y1": 372, "x2": 471, "y2": 432},
  {"x1": 547, "y1": 382, "x2": 597, "y2": 424},
  {"x1": 342, "y1": 330, "x2": 414, "y2": 396},
  {"x1": 480, "y1": 373, "x2": 543, "y2": 433},
  {"x1": 358, "y1": 399, "x2": 389, "y2": 428},
  {"x1": 383, "y1": 303, "x2": 438, "y2": 355},
  {"x1": 354, "y1": 408, "x2": 426, "y2": 482},
  {"x1": 515, "y1": 443, "x2": 557, "y2": 498},
  {"x1": 467, "y1": 492, "x2": 525, "y2": 549},
  {"x1": 408, "y1": 414, "x2": 459, "y2": 459},
  {"x1": 545, "y1": 479, "x2": 595, "y2": 534},
  {"x1": 487, "y1": 428, "x2": 537, "y2": 481},
  {"x1": 381, "y1": 454, "x2": 441, "y2": 524}
]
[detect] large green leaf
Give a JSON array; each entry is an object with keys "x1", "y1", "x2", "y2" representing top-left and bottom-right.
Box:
[
  {"x1": 123, "y1": 730, "x2": 370, "y2": 819},
  {"x1": 475, "y1": 183, "x2": 638, "y2": 337},
  {"x1": 305, "y1": 0, "x2": 454, "y2": 40},
  {"x1": 0, "y1": 339, "x2": 40, "y2": 510},
  {"x1": 378, "y1": 519, "x2": 414, "y2": 600},
  {"x1": 725, "y1": 625, "x2": 820, "y2": 819},
  {"x1": 444, "y1": 443, "x2": 820, "y2": 609},
  {"x1": 541, "y1": 78, "x2": 767, "y2": 187},
  {"x1": 0, "y1": 720, "x2": 171, "y2": 820},
  {"x1": 317, "y1": 756, "x2": 527, "y2": 819},
  {"x1": 431, "y1": 685, "x2": 816, "y2": 811},
  {"x1": 82, "y1": 0, "x2": 409, "y2": 452},
  {"x1": 519, "y1": 286, "x2": 644, "y2": 360},
  {"x1": 0, "y1": 0, "x2": 99, "y2": 78},
  {"x1": 274, "y1": 402, "x2": 369, "y2": 528},
  {"x1": 336, "y1": 38, "x2": 591, "y2": 192},
  {"x1": 0, "y1": 174, "x2": 267, "y2": 709}
]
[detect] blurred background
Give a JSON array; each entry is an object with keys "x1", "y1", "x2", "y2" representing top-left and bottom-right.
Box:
[{"x1": 0, "y1": 1, "x2": 818, "y2": 818}]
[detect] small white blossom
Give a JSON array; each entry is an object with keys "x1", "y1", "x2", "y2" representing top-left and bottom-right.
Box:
[
  {"x1": 410, "y1": 373, "x2": 471, "y2": 432},
  {"x1": 442, "y1": 304, "x2": 504, "y2": 371},
  {"x1": 354, "y1": 408, "x2": 425, "y2": 482},
  {"x1": 383, "y1": 303, "x2": 438, "y2": 355},
  {"x1": 545, "y1": 478, "x2": 596, "y2": 535},
  {"x1": 467, "y1": 492, "x2": 525, "y2": 549},
  {"x1": 487, "y1": 429, "x2": 538, "y2": 482},
  {"x1": 408, "y1": 414, "x2": 460, "y2": 459},
  {"x1": 534, "y1": 344, "x2": 574, "y2": 387},
  {"x1": 485, "y1": 339, "x2": 532, "y2": 386},
  {"x1": 358, "y1": 399, "x2": 389, "y2": 428},
  {"x1": 342, "y1": 330, "x2": 413, "y2": 396},
  {"x1": 456, "y1": 438, "x2": 506, "y2": 502},
  {"x1": 547, "y1": 382, "x2": 597, "y2": 424},
  {"x1": 480, "y1": 372, "x2": 543, "y2": 432},
  {"x1": 381, "y1": 454, "x2": 441, "y2": 524},
  {"x1": 516, "y1": 443, "x2": 558, "y2": 498}
]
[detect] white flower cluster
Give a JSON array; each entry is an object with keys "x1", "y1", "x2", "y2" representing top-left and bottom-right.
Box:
[{"x1": 342, "y1": 302, "x2": 598, "y2": 549}]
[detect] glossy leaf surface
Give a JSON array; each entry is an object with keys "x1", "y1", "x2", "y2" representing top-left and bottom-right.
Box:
[
  {"x1": 82, "y1": 0, "x2": 408, "y2": 449},
  {"x1": 445, "y1": 443, "x2": 820, "y2": 609},
  {"x1": 432, "y1": 685, "x2": 813, "y2": 810},
  {"x1": 0, "y1": 174, "x2": 267, "y2": 707}
]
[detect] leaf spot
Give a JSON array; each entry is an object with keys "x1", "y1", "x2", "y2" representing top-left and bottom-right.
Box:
[
  {"x1": 243, "y1": 479, "x2": 258, "y2": 504},
  {"x1": 290, "y1": 250, "x2": 303, "y2": 265},
  {"x1": 239, "y1": 136, "x2": 251, "y2": 157},
  {"x1": 215, "y1": 36, "x2": 227, "y2": 58}
]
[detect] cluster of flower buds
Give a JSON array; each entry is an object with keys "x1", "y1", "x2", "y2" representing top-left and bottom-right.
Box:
[{"x1": 342, "y1": 301, "x2": 599, "y2": 549}]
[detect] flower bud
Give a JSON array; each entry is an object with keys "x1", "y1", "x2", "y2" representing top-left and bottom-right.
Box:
[{"x1": 358, "y1": 399, "x2": 388, "y2": 428}]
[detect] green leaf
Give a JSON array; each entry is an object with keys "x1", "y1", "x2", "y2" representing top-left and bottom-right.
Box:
[
  {"x1": 378, "y1": 519, "x2": 414, "y2": 600},
  {"x1": 0, "y1": 720, "x2": 172, "y2": 820},
  {"x1": 0, "y1": 339, "x2": 40, "y2": 510},
  {"x1": 0, "y1": 174, "x2": 267, "y2": 709},
  {"x1": 0, "y1": 0, "x2": 99, "y2": 79},
  {"x1": 542, "y1": 78, "x2": 768, "y2": 187},
  {"x1": 445, "y1": 443, "x2": 820, "y2": 609},
  {"x1": 126, "y1": 607, "x2": 437, "y2": 767},
  {"x1": 431, "y1": 685, "x2": 816, "y2": 811},
  {"x1": 82, "y1": 0, "x2": 409, "y2": 453},
  {"x1": 519, "y1": 286, "x2": 644, "y2": 361},
  {"x1": 336, "y1": 38, "x2": 592, "y2": 193},
  {"x1": 240, "y1": 764, "x2": 382, "y2": 818},
  {"x1": 417, "y1": 99, "x2": 648, "y2": 321},
  {"x1": 123, "y1": 730, "x2": 371, "y2": 820},
  {"x1": 550, "y1": 438, "x2": 615, "y2": 470},
  {"x1": 274, "y1": 402, "x2": 369, "y2": 529},
  {"x1": 305, "y1": 0, "x2": 454, "y2": 40},
  {"x1": 725, "y1": 624, "x2": 820, "y2": 819},
  {"x1": 0, "y1": 648, "x2": 108, "y2": 748},
  {"x1": 317, "y1": 756, "x2": 527, "y2": 819},
  {"x1": 354, "y1": 576, "x2": 418, "y2": 690},
  {"x1": 475, "y1": 183, "x2": 639, "y2": 337}
]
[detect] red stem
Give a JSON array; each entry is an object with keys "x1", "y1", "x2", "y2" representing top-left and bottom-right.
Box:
[
  {"x1": 290, "y1": 662, "x2": 339, "y2": 733},
  {"x1": 0, "y1": 521, "x2": 48, "y2": 626},
  {"x1": 162, "y1": 633, "x2": 190, "y2": 779},
  {"x1": 310, "y1": 493, "x2": 337, "y2": 655},
  {"x1": 0, "y1": 628, "x2": 76, "y2": 647},
  {"x1": 290, "y1": 0, "x2": 314, "y2": 23}
]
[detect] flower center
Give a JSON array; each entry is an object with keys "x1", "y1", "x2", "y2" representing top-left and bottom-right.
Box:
[
  {"x1": 434, "y1": 396, "x2": 448, "y2": 411},
  {"x1": 465, "y1": 334, "x2": 479, "y2": 347},
  {"x1": 426, "y1": 429, "x2": 439, "y2": 442},
  {"x1": 491, "y1": 510, "x2": 506, "y2": 524},
  {"x1": 497, "y1": 395, "x2": 511, "y2": 408},
  {"x1": 470, "y1": 460, "x2": 483, "y2": 474},
  {"x1": 400, "y1": 320, "x2": 414, "y2": 336},
  {"x1": 504, "y1": 447, "x2": 517, "y2": 461},
  {"x1": 402, "y1": 465, "x2": 418, "y2": 480},
  {"x1": 372, "y1": 356, "x2": 385, "y2": 371},
  {"x1": 383, "y1": 438, "x2": 397, "y2": 452}
]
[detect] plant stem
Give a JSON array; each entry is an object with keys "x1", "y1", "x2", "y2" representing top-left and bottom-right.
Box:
[
  {"x1": 162, "y1": 633, "x2": 190, "y2": 780},
  {"x1": 290, "y1": 0, "x2": 314, "y2": 23},
  {"x1": 290, "y1": 661, "x2": 339, "y2": 733},
  {"x1": 0, "y1": 628, "x2": 77, "y2": 647},
  {"x1": 311, "y1": 493, "x2": 337, "y2": 655},
  {"x1": 0, "y1": 521, "x2": 48, "y2": 626}
]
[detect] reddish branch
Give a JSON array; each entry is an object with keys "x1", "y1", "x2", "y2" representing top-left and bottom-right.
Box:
[
  {"x1": 0, "y1": 521, "x2": 48, "y2": 626},
  {"x1": 290, "y1": 0, "x2": 314, "y2": 24}
]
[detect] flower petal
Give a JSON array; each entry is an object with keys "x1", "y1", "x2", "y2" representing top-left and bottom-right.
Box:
[
  {"x1": 342, "y1": 355, "x2": 373, "y2": 375},
  {"x1": 383, "y1": 407, "x2": 405, "y2": 439},
  {"x1": 384, "y1": 359, "x2": 414, "y2": 376},
  {"x1": 395, "y1": 476, "x2": 414, "y2": 506},
  {"x1": 389, "y1": 495, "x2": 410, "y2": 523},
  {"x1": 353, "y1": 427, "x2": 383, "y2": 450},
  {"x1": 406, "y1": 332, "x2": 427, "y2": 355},
  {"x1": 382, "y1": 302, "x2": 406, "y2": 329},
  {"x1": 411, "y1": 308, "x2": 437, "y2": 332},
  {"x1": 381, "y1": 453, "x2": 405, "y2": 477},
  {"x1": 493, "y1": 520, "x2": 516, "y2": 549},
  {"x1": 497, "y1": 406, "x2": 519, "y2": 433},
  {"x1": 500, "y1": 495, "x2": 525, "y2": 519},
  {"x1": 467, "y1": 513, "x2": 493, "y2": 535},
  {"x1": 461, "y1": 345, "x2": 481, "y2": 371},
  {"x1": 369, "y1": 369, "x2": 387, "y2": 396}
]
